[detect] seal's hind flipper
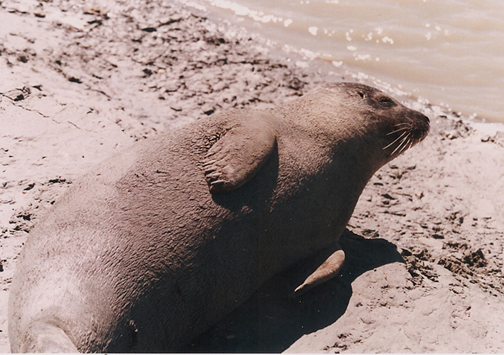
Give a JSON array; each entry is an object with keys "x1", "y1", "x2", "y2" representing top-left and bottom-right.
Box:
[
  {"x1": 290, "y1": 247, "x2": 345, "y2": 298},
  {"x1": 20, "y1": 321, "x2": 78, "y2": 353},
  {"x1": 203, "y1": 111, "x2": 276, "y2": 194}
]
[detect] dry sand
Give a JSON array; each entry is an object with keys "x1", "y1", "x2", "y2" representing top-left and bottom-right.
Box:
[{"x1": 1, "y1": 0, "x2": 504, "y2": 352}]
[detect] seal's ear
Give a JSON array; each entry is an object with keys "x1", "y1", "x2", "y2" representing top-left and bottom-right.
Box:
[{"x1": 202, "y1": 112, "x2": 277, "y2": 194}]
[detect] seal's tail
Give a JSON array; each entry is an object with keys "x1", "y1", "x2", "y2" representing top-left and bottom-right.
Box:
[{"x1": 16, "y1": 321, "x2": 78, "y2": 353}]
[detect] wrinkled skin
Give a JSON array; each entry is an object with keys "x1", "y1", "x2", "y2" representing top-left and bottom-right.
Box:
[{"x1": 8, "y1": 83, "x2": 429, "y2": 352}]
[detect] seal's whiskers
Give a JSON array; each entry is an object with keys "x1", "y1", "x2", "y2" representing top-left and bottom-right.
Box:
[
  {"x1": 402, "y1": 140, "x2": 412, "y2": 154},
  {"x1": 387, "y1": 127, "x2": 409, "y2": 136},
  {"x1": 391, "y1": 132, "x2": 412, "y2": 155},
  {"x1": 383, "y1": 131, "x2": 408, "y2": 150},
  {"x1": 407, "y1": 139, "x2": 415, "y2": 151}
]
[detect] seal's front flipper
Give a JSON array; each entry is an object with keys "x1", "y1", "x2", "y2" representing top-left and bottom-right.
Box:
[
  {"x1": 290, "y1": 247, "x2": 345, "y2": 298},
  {"x1": 203, "y1": 111, "x2": 277, "y2": 194}
]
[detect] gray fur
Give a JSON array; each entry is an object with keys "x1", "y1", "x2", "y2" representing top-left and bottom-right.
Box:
[{"x1": 8, "y1": 83, "x2": 429, "y2": 352}]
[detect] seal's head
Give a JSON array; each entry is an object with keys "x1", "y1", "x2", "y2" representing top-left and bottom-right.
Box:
[
  {"x1": 342, "y1": 83, "x2": 430, "y2": 159},
  {"x1": 293, "y1": 82, "x2": 430, "y2": 168}
]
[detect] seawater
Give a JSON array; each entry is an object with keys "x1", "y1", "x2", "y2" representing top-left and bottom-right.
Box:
[{"x1": 177, "y1": 0, "x2": 504, "y2": 123}]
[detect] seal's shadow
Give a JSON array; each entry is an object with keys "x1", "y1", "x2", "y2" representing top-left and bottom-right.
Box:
[{"x1": 185, "y1": 230, "x2": 404, "y2": 353}]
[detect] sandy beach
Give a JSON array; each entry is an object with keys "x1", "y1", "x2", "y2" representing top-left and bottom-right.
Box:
[{"x1": 1, "y1": 0, "x2": 504, "y2": 352}]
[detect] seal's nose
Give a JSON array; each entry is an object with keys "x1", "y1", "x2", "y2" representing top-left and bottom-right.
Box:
[{"x1": 423, "y1": 114, "x2": 430, "y2": 124}]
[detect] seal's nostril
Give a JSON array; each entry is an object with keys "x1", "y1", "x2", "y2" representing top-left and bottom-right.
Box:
[{"x1": 423, "y1": 115, "x2": 430, "y2": 124}]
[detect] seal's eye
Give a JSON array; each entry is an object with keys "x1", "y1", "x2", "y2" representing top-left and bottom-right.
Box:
[
  {"x1": 358, "y1": 92, "x2": 365, "y2": 98},
  {"x1": 378, "y1": 95, "x2": 395, "y2": 106}
]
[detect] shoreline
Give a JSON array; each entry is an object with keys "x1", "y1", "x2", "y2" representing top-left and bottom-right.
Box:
[
  {"x1": 177, "y1": 0, "x2": 504, "y2": 126},
  {"x1": 1, "y1": 0, "x2": 504, "y2": 352}
]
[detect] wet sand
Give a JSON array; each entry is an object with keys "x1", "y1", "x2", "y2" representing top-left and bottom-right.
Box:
[{"x1": 1, "y1": 0, "x2": 504, "y2": 352}]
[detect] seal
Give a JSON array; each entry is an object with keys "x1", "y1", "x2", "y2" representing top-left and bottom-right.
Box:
[{"x1": 8, "y1": 83, "x2": 429, "y2": 352}]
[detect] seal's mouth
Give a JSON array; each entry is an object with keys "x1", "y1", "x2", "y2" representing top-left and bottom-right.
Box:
[{"x1": 383, "y1": 114, "x2": 430, "y2": 156}]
